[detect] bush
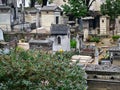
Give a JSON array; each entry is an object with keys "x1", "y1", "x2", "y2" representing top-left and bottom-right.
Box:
[
  {"x1": 89, "y1": 37, "x2": 100, "y2": 43},
  {"x1": 112, "y1": 35, "x2": 120, "y2": 41},
  {"x1": 70, "y1": 39, "x2": 77, "y2": 48},
  {"x1": 0, "y1": 49, "x2": 87, "y2": 90}
]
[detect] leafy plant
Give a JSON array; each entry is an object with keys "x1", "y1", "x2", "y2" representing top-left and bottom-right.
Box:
[
  {"x1": 0, "y1": 49, "x2": 87, "y2": 90},
  {"x1": 101, "y1": 0, "x2": 120, "y2": 21},
  {"x1": 87, "y1": 36, "x2": 100, "y2": 43},
  {"x1": 112, "y1": 35, "x2": 120, "y2": 41},
  {"x1": 4, "y1": 34, "x2": 10, "y2": 42},
  {"x1": 62, "y1": 0, "x2": 88, "y2": 18},
  {"x1": 70, "y1": 39, "x2": 77, "y2": 48}
]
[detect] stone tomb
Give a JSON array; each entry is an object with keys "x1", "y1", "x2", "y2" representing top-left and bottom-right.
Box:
[
  {"x1": 50, "y1": 24, "x2": 70, "y2": 52},
  {"x1": 100, "y1": 15, "x2": 110, "y2": 35}
]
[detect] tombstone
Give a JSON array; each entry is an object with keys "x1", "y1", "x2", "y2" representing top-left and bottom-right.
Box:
[
  {"x1": 0, "y1": 6, "x2": 11, "y2": 31},
  {"x1": 115, "y1": 16, "x2": 120, "y2": 35},
  {"x1": 100, "y1": 15, "x2": 110, "y2": 35},
  {"x1": 94, "y1": 47, "x2": 99, "y2": 65},
  {"x1": 76, "y1": 34, "x2": 83, "y2": 51},
  {"x1": 0, "y1": 28, "x2": 4, "y2": 41},
  {"x1": 83, "y1": 28, "x2": 89, "y2": 41}
]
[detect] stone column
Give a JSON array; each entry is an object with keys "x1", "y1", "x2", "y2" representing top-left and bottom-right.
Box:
[
  {"x1": 83, "y1": 28, "x2": 88, "y2": 41},
  {"x1": 36, "y1": 9, "x2": 40, "y2": 28},
  {"x1": 94, "y1": 47, "x2": 99, "y2": 65}
]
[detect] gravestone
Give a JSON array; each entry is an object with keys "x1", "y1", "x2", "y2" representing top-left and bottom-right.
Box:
[
  {"x1": 83, "y1": 29, "x2": 88, "y2": 41},
  {"x1": 115, "y1": 16, "x2": 120, "y2": 35},
  {"x1": 76, "y1": 34, "x2": 83, "y2": 51},
  {"x1": 100, "y1": 15, "x2": 110, "y2": 35},
  {"x1": 0, "y1": 6, "x2": 11, "y2": 31},
  {"x1": 94, "y1": 47, "x2": 99, "y2": 65},
  {"x1": 0, "y1": 28, "x2": 4, "y2": 41}
]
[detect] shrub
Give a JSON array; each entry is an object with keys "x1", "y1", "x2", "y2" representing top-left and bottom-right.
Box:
[
  {"x1": 0, "y1": 49, "x2": 87, "y2": 90},
  {"x1": 89, "y1": 37, "x2": 100, "y2": 43},
  {"x1": 4, "y1": 34, "x2": 10, "y2": 42},
  {"x1": 70, "y1": 39, "x2": 77, "y2": 48},
  {"x1": 112, "y1": 35, "x2": 120, "y2": 41}
]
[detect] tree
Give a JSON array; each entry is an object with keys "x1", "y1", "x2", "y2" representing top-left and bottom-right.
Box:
[
  {"x1": 62, "y1": 0, "x2": 95, "y2": 18},
  {"x1": 62, "y1": 0, "x2": 87, "y2": 18},
  {"x1": 36, "y1": 0, "x2": 43, "y2": 4},
  {"x1": 101, "y1": 0, "x2": 120, "y2": 21},
  {"x1": 30, "y1": 0, "x2": 48, "y2": 7},
  {"x1": 36, "y1": 0, "x2": 47, "y2": 6}
]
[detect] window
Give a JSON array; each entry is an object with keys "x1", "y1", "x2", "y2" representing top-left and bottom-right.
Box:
[
  {"x1": 56, "y1": 16, "x2": 59, "y2": 24},
  {"x1": 57, "y1": 36, "x2": 61, "y2": 44},
  {"x1": 102, "y1": 19, "x2": 104, "y2": 23}
]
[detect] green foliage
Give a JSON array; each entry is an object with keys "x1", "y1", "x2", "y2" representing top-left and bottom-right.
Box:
[
  {"x1": 62, "y1": 0, "x2": 88, "y2": 18},
  {"x1": 88, "y1": 37, "x2": 100, "y2": 43},
  {"x1": 112, "y1": 35, "x2": 120, "y2": 41},
  {"x1": 70, "y1": 39, "x2": 77, "y2": 48},
  {"x1": 48, "y1": 0, "x2": 53, "y2": 3},
  {"x1": 4, "y1": 34, "x2": 10, "y2": 42},
  {"x1": 0, "y1": 49, "x2": 87, "y2": 90},
  {"x1": 101, "y1": 0, "x2": 120, "y2": 20},
  {"x1": 36, "y1": 0, "x2": 43, "y2": 4}
]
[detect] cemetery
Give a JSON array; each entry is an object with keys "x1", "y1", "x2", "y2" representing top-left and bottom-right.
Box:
[{"x1": 0, "y1": 0, "x2": 120, "y2": 90}]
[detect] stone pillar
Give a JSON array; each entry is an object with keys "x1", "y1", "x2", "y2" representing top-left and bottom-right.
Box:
[
  {"x1": 94, "y1": 47, "x2": 99, "y2": 65},
  {"x1": 110, "y1": 52, "x2": 113, "y2": 60},
  {"x1": 76, "y1": 34, "x2": 79, "y2": 49},
  {"x1": 36, "y1": 9, "x2": 40, "y2": 28},
  {"x1": 83, "y1": 28, "x2": 88, "y2": 41}
]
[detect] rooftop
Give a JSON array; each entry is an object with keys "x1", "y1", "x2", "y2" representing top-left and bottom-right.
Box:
[
  {"x1": 41, "y1": 6, "x2": 61, "y2": 11},
  {"x1": 51, "y1": 24, "x2": 69, "y2": 35},
  {"x1": 29, "y1": 39, "x2": 52, "y2": 44}
]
